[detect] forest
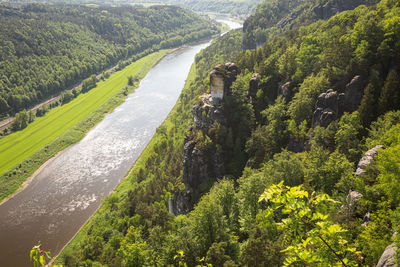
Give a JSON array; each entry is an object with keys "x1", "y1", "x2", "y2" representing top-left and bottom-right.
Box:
[
  {"x1": 56, "y1": 0, "x2": 400, "y2": 266},
  {"x1": 0, "y1": 4, "x2": 218, "y2": 118},
  {"x1": 4, "y1": 0, "x2": 263, "y2": 17}
]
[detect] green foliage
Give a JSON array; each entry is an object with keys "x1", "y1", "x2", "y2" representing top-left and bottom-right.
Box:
[
  {"x1": 376, "y1": 125, "x2": 400, "y2": 205},
  {"x1": 118, "y1": 226, "x2": 148, "y2": 267},
  {"x1": 11, "y1": 109, "x2": 29, "y2": 131},
  {"x1": 335, "y1": 112, "x2": 363, "y2": 163},
  {"x1": 259, "y1": 182, "x2": 359, "y2": 266},
  {"x1": 0, "y1": 4, "x2": 218, "y2": 118},
  {"x1": 246, "y1": 96, "x2": 288, "y2": 166},
  {"x1": 359, "y1": 202, "x2": 393, "y2": 266},
  {"x1": 288, "y1": 73, "x2": 330, "y2": 125},
  {"x1": 378, "y1": 69, "x2": 400, "y2": 115},
  {"x1": 30, "y1": 242, "x2": 62, "y2": 267}
]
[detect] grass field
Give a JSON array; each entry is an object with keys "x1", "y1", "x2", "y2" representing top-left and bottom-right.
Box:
[{"x1": 0, "y1": 50, "x2": 168, "y2": 201}]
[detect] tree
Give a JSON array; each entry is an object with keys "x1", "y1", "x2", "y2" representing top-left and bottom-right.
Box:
[
  {"x1": 12, "y1": 109, "x2": 29, "y2": 131},
  {"x1": 259, "y1": 182, "x2": 359, "y2": 266},
  {"x1": 335, "y1": 112, "x2": 363, "y2": 163},
  {"x1": 378, "y1": 69, "x2": 400, "y2": 115},
  {"x1": 117, "y1": 226, "x2": 148, "y2": 267},
  {"x1": 358, "y1": 83, "x2": 378, "y2": 127},
  {"x1": 128, "y1": 75, "x2": 134, "y2": 86}
]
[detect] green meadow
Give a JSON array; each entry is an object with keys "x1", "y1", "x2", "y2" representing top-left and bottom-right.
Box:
[{"x1": 0, "y1": 50, "x2": 168, "y2": 201}]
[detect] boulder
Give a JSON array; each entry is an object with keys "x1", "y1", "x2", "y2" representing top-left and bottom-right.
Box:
[
  {"x1": 346, "y1": 190, "x2": 363, "y2": 213},
  {"x1": 354, "y1": 145, "x2": 385, "y2": 177},
  {"x1": 376, "y1": 244, "x2": 398, "y2": 267}
]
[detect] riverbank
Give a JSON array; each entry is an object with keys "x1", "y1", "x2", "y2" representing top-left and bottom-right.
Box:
[
  {"x1": 53, "y1": 27, "x2": 242, "y2": 266},
  {"x1": 54, "y1": 51, "x2": 201, "y2": 266},
  {"x1": 0, "y1": 50, "x2": 169, "y2": 203}
]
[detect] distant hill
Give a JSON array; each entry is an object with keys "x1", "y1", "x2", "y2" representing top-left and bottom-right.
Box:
[
  {"x1": 3, "y1": 0, "x2": 263, "y2": 16},
  {"x1": 0, "y1": 3, "x2": 218, "y2": 117}
]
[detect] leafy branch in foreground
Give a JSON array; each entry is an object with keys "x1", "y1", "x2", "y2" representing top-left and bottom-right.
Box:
[
  {"x1": 30, "y1": 242, "x2": 62, "y2": 267},
  {"x1": 259, "y1": 182, "x2": 360, "y2": 266}
]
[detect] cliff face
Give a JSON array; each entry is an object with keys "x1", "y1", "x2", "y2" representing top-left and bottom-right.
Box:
[
  {"x1": 311, "y1": 0, "x2": 373, "y2": 20},
  {"x1": 170, "y1": 63, "x2": 239, "y2": 215}
]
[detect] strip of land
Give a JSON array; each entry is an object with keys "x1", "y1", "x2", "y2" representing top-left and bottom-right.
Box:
[{"x1": 0, "y1": 50, "x2": 168, "y2": 202}]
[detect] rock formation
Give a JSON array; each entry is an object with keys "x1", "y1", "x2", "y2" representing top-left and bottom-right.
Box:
[
  {"x1": 354, "y1": 145, "x2": 385, "y2": 177},
  {"x1": 312, "y1": 89, "x2": 344, "y2": 127},
  {"x1": 248, "y1": 73, "x2": 259, "y2": 102},
  {"x1": 277, "y1": 81, "x2": 293, "y2": 102},
  {"x1": 192, "y1": 94, "x2": 227, "y2": 132},
  {"x1": 377, "y1": 244, "x2": 398, "y2": 267},
  {"x1": 172, "y1": 63, "x2": 238, "y2": 215},
  {"x1": 210, "y1": 62, "x2": 239, "y2": 101},
  {"x1": 311, "y1": 0, "x2": 371, "y2": 20}
]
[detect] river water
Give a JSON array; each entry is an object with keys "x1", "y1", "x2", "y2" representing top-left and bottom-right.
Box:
[{"x1": 0, "y1": 40, "x2": 213, "y2": 267}]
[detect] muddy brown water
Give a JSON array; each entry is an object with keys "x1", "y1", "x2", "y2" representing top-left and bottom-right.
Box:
[{"x1": 0, "y1": 40, "x2": 213, "y2": 267}]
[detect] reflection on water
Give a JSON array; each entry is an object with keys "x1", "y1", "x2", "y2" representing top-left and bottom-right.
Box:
[{"x1": 0, "y1": 40, "x2": 210, "y2": 267}]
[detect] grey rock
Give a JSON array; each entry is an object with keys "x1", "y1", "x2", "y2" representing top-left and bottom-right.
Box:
[
  {"x1": 192, "y1": 94, "x2": 227, "y2": 132},
  {"x1": 355, "y1": 145, "x2": 385, "y2": 177},
  {"x1": 377, "y1": 244, "x2": 398, "y2": 267},
  {"x1": 210, "y1": 62, "x2": 239, "y2": 101},
  {"x1": 312, "y1": 0, "x2": 371, "y2": 20},
  {"x1": 276, "y1": 9, "x2": 302, "y2": 29},
  {"x1": 277, "y1": 81, "x2": 293, "y2": 102},
  {"x1": 248, "y1": 73, "x2": 259, "y2": 101},
  {"x1": 312, "y1": 89, "x2": 339, "y2": 127},
  {"x1": 346, "y1": 190, "x2": 363, "y2": 213}
]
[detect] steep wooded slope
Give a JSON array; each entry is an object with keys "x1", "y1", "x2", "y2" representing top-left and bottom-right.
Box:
[{"x1": 0, "y1": 4, "x2": 218, "y2": 117}]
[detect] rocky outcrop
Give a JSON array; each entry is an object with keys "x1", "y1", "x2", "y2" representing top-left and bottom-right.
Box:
[
  {"x1": 312, "y1": 89, "x2": 344, "y2": 128},
  {"x1": 344, "y1": 75, "x2": 366, "y2": 113},
  {"x1": 311, "y1": 0, "x2": 371, "y2": 20},
  {"x1": 278, "y1": 81, "x2": 293, "y2": 102},
  {"x1": 192, "y1": 94, "x2": 227, "y2": 132},
  {"x1": 377, "y1": 244, "x2": 398, "y2": 267},
  {"x1": 248, "y1": 73, "x2": 259, "y2": 101},
  {"x1": 354, "y1": 145, "x2": 385, "y2": 177},
  {"x1": 210, "y1": 62, "x2": 239, "y2": 101},
  {"x1": 182, "y1": 138, "x2": 222, "y2": 192},
  {"x1": 174, "y1": 63, "x2": 237, "y2": 214},
  {"x1": 276, "y1": 9, "x2": 303, "y2": 29},
  {"x1": 346, "y1": 190, "x2": 363, "y2": 213}
]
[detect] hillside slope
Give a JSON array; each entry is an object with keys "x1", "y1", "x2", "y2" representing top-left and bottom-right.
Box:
[
  {"x1": 58, "y1": 0, "x2": 400, "y2": 266},
  {"x1": 0, "y1": 4, "x2": 218, "y2": 118}
]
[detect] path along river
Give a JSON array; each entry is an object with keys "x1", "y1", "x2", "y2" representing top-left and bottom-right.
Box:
[{"x1": 0, "y1": 20, "x2": 241, "y2": 267}]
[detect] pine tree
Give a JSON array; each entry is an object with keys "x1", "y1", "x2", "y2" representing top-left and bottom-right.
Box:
[
  {"x1": 378, "y1": 69, "x2": 400, "y2": 115},
  {"x1": 358, "y1": 83, "x2": 378, "y2": 128}
]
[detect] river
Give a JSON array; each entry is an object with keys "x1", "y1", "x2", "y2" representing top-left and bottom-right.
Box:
[
  {"x1": 0, "y1": 21, "x2": 242, "y2": 267},
  {"x1": 0, "y1": 40, "x2": 214, "y2": 267}
]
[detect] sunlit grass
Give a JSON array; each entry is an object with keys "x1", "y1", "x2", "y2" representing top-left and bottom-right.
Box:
[{"x1": 0, "y1": 50, "x2": 168, "y2": 202}]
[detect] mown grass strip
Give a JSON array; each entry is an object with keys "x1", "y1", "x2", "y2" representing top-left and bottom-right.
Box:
[{"x1": 0, "y1": 50, "x2": 168, "y2": 202}]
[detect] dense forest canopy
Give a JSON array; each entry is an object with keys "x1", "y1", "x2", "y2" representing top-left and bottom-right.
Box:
[
  {"x1": 3, "y1": 0, "x2": 263, "y2": 17},
  {"x1": 0, "y1": 4, "x2": 218, "y2": 118},
  {"x1": 57, "y1": 0, "x2": 400, "y2": 265}
]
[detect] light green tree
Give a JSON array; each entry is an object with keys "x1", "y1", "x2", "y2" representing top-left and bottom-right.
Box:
[{"x1": 259, "y1": 182, "x2": 359, "y2": 266}]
